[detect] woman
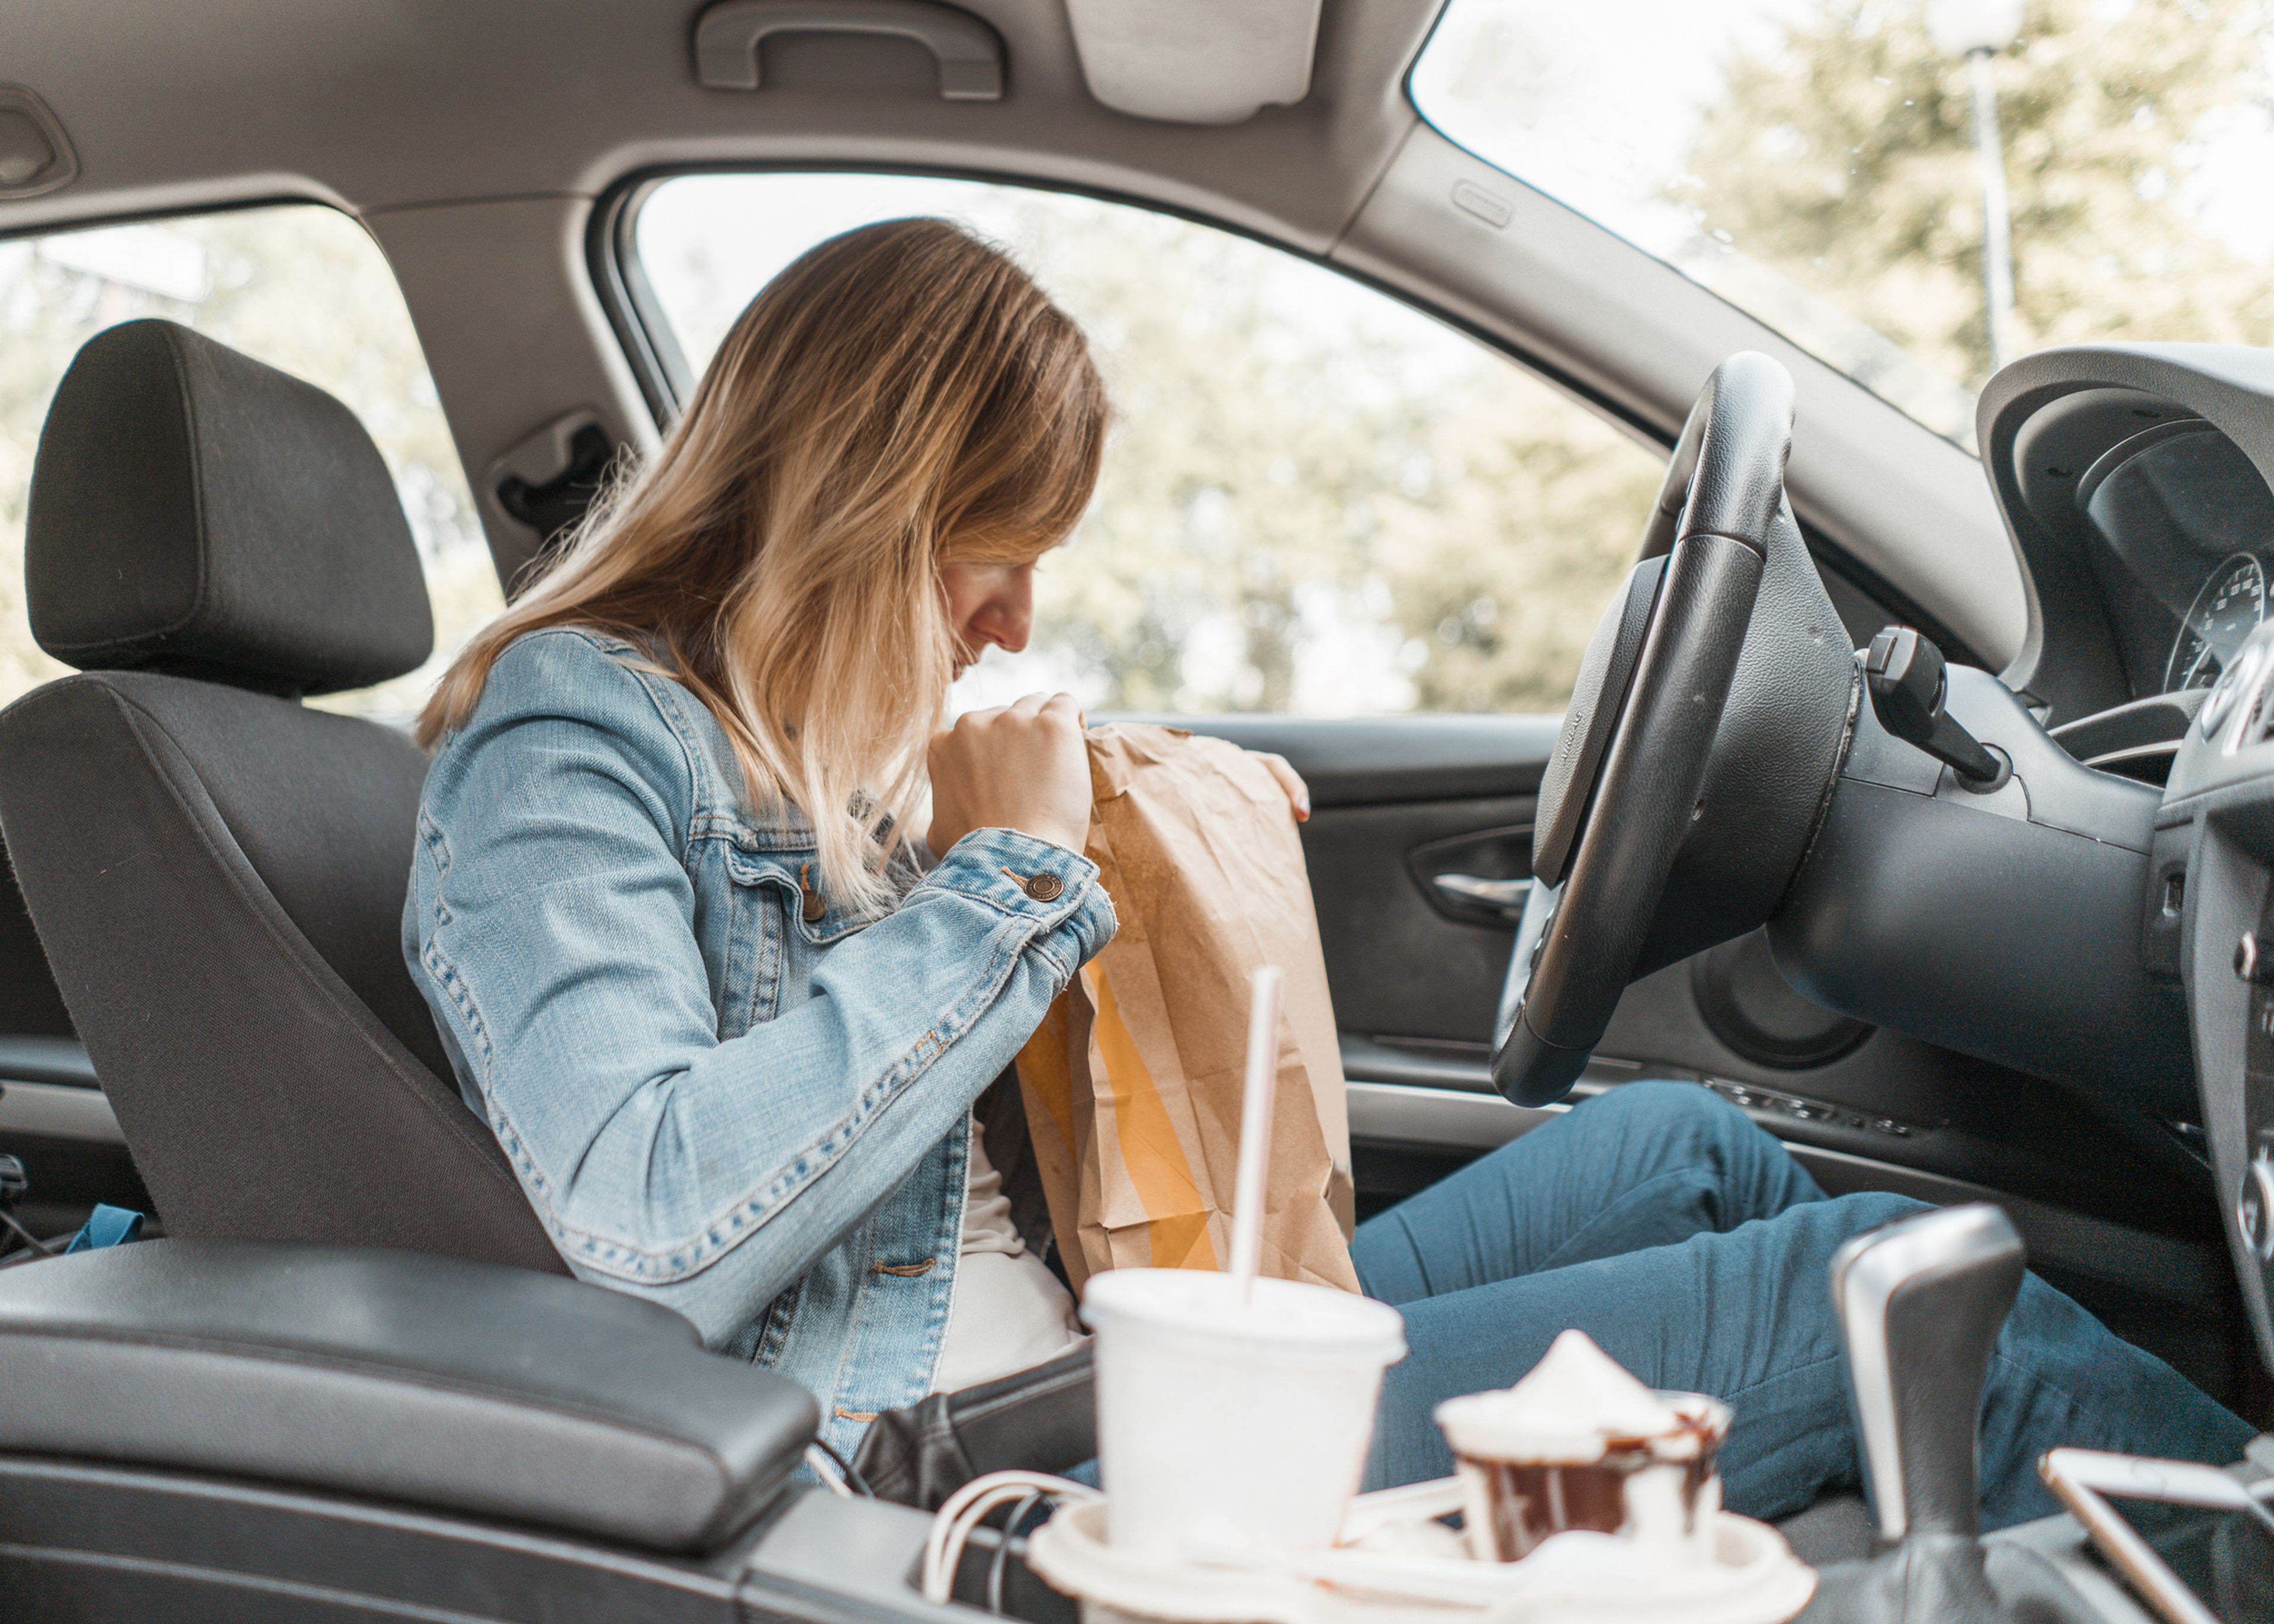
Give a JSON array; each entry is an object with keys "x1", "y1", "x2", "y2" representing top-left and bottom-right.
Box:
[{"x1": 406, "y1": 218, "x2": 2247, "y2": 1525}]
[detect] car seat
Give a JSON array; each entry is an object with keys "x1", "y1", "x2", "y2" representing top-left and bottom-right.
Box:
[{"x1": 0, "y1": 319, "x2": 561, "y2": 1272}]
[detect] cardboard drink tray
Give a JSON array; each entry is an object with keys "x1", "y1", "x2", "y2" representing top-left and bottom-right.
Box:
[{"x1": 1024, "y1": 1480, "x2": 1817, "y2": 1624}]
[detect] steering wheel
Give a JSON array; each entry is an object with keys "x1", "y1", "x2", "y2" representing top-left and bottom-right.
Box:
[{"x1": 1492, "y1": 353, "x2": 1798, "y2": 1107}]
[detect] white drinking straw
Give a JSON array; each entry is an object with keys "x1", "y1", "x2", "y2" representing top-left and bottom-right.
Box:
[{"x1": 1229, "y1": 964, "x2": 1285, "y2": 1305}]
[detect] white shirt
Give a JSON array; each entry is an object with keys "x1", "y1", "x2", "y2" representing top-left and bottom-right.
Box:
[{"x1": 931, "y1": 1122, "x2": 1088, "y2": 1394}]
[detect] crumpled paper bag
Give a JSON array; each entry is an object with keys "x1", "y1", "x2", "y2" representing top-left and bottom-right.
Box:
[{"x1": 1014, "y1": 723, "x2": 1359, "y2": 1294}]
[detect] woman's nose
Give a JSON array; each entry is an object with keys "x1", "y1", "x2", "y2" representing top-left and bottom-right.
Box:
[{"x1": 975, "y1": 575, "x2": 1033, "y2": 654}]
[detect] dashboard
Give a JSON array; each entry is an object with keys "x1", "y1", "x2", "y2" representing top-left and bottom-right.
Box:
[
  {"x1": 1989, "y1": 352, "x2": 2274, "y2": 741},
  {"x1": 1977, "y1": 344, "x2": 2274, "y2": 1376},
  {"x1": 2079, "y1": 421, "x2": 2274, "y2": 700}
]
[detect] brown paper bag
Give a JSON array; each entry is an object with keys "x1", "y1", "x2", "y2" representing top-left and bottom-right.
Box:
[{"x1": 1014, "y1": 722, "x2": 1359, "y2": 1295}]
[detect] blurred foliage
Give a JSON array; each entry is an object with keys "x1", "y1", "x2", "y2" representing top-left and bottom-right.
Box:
[
  {"x1": 1681, "y1": 0, "x2": 2274, "y2": 393},
  {"x1": 1001, "y1": 196, "x2": 1665, "y2": 713},
  {"x1": 649, "y1": 182, "x2": 1666, "y2": 715},
  {"x1": 0, "y1": 205, "x2": 500, "y2": 716}
]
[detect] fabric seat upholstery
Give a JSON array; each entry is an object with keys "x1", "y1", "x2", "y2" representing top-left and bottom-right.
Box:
[{"x1": 0, "y1": 319, "x2": 561, "y2": 1272}]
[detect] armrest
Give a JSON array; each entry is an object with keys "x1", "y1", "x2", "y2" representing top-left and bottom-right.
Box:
[{"x1": 0, "y1": 1239, "x2": 816, "y2": 1553}]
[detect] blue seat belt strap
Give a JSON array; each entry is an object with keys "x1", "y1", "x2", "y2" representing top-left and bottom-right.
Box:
[{"x1": 63, "y1": 1204, "x2": 144, "y2": 1252}]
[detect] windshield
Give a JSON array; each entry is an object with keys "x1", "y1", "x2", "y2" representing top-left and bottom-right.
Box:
[{"x1": 1412, "y1": 0, "x2": 2274, "y2": 452}]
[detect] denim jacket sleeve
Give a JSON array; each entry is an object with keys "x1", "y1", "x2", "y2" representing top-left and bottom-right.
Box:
[{"x1": 404, "y1": 629, "x2": 1116, "y2": 1345}]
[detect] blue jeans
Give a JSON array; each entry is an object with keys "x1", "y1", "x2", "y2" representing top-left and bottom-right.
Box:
[{"x1": 1354, "y1": 1082, "x2": 2254, "y2": 1529}]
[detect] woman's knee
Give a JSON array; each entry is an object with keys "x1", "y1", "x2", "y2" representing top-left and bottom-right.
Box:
[
  {"x1": 1784, "y1": 1191, "x2": 1935, "y2": 1279},
  {"x1": 1556, "y1": 1081, "x2": 1823, "y2": 1212},
  {"x1": 1823, "y1": 1190, "x2": 1932, "y2": 1231},
  {"x1": 1573, "y1": 1078, "x2": 1764, "y2": 1156},
  {"x1": 1576, "y1": 1078, "x2": 1726, "y2": 1128}
]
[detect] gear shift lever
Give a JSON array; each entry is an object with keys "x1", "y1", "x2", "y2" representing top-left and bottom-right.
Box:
[
  {"x1": 1829, "y1": 1202, "x2": 2025, "y2": 1545},
  {"x1": 1801, "y1": 1206, "x2": 2105, "y2": 1624}
]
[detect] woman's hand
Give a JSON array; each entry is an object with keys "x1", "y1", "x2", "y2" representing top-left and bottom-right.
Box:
[
  {"x1": 1252, "y1": 751, "x2": 1311, "y2": 823},
  {"x1": 928, "y1": 692, "x2": 1093, "y2": 857}
]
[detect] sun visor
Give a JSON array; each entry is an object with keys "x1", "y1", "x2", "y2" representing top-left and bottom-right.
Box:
[{"x1": 1064, "y1": 0, "x2": 1322, "y2": 124}]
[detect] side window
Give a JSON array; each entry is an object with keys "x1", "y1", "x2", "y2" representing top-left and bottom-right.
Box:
[
  {"x1": 635, "y1": 175, "x2": 1663, "y2": 715},
  {"x1": 0, "y1": 205, "x2": 504, "y2": 720}
]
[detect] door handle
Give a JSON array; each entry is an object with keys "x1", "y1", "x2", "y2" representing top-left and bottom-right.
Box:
[
  {"x1": 693, "y1": 0, "x2": 1005, "y2": 99},
  {"x1": 1430, "y1": 873, "x2": 1533, "y2": 922}
]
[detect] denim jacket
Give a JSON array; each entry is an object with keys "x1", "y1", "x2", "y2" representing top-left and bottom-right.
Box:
[{"x1": 402, "y1": 627, "x2": 1116, "y2": 1457}]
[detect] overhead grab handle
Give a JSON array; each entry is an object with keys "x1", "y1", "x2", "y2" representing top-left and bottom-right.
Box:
[{"x1": 693, "y1": 0, "x2": 1004, "y2": 100}]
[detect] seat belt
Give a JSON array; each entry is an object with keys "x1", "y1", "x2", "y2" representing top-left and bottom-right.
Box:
[{"x1": 63, "y1": 1204, "x2": 144, "y2": 1252}]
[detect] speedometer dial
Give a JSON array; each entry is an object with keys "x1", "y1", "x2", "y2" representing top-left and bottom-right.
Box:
[{"x1": 2167, "y1": 553, "x2": 2267, "y2": 692}]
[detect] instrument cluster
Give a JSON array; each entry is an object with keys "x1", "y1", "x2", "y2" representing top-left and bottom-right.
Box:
[{"x1": 2076, "y1": 419, "x2": 2274, "y2": 700}]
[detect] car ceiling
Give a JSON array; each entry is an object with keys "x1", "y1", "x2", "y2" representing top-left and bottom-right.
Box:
[
  {"x1": 0, "y1": 0, "x2": 2032, "y2": 673},
  {"x1": 0, "y1": 0, "x2": 1428, "y2": 247}
]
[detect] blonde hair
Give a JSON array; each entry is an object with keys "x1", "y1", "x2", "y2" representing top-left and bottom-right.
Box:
[{"x1": 420, "y1": 218, "x2": 1109, "y2": 915}]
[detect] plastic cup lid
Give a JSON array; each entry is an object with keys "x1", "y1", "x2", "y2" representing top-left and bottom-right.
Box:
[{"x1": 1080, "y1": 1268, "x2": 1407, "y2": 1361}]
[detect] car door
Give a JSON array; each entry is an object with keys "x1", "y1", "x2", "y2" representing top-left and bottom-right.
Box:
[{"x1": 624, "y1": 168, "x2": 2250, "y2": 1408}]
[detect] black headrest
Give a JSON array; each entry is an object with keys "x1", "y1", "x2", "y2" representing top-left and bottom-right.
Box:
[{"x1": 25, "y1": 319, "x2": 433, "y2": 696}]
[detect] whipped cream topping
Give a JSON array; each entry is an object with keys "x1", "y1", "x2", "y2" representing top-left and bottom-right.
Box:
[{"x1": 1434, "y1": 1330, "x2": 1688, "y2": 1464}]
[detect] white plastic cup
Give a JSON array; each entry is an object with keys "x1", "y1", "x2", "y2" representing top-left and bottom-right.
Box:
[{"x1": 1080, "y1": 1268, "x2": 1408, "y2": 1557}]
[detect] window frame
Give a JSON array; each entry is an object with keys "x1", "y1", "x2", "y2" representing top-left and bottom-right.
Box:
[{"x1": 0, "y1": 191, "x2": 331, "y2": 252}]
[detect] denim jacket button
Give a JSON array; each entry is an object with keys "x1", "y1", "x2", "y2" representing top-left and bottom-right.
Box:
[{"x1": 1023, "y1": 872, "x2": 1064, "y2": 902}]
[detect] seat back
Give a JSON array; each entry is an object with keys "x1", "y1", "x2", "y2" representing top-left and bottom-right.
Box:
[{"x1": 0, "y1": 320, "x2": 561, "y2": 1272}]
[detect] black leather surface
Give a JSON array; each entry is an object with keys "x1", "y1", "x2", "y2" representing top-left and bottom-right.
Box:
[
  {"x1": 1778, "y1": 662, "x2": 2192, "y2": 1115},
  {"x1": 1530, "y1": 558, "x2": 1665, "y2": 889},
  {"x1": 853, "y1": 1344, "x2": 1096, "y2": 1510},
  {"x1": 1637, "y1": 351, "x2": 1858, "y2": 975},
  {"x1": 0, "y1": 1240, "x2": 817, "y2": 1554},
  {"x1": 1640, "y1": 493, "x2": 1860, "y2": 976},
  {"x1": 1502, "y1": 533, "x2": 1767, "y2": 1101},
  {"x1": 1, "y1": 319, "x2": 559, "y2": 1268},
  {"x1": 1636, "y1": 349, "x2": 1797, "y2": 562},
  {"x1": 1497, "y1": 353, "x2": 1862, "y2": 1105},
  {"x1": 0, "y1": 672, "x2": 562, "y2": 1269},
  {"x1": 26, "y1": 319, "x2": 432, "y2": 695}
]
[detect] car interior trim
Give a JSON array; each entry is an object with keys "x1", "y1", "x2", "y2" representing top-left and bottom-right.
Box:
[
  {"x1": 0, "y1": 1080, "x2": 117, "y2": 1145},
  {"x1": 691, "y1": 0, "x2": 1008, "y2": 102},
  {"x1": 0, "y1": 0, "x2": 2034, "y2": 675}
]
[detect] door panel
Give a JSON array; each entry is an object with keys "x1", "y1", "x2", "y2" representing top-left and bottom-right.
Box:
[
  {"x1": 1303, "y1": 798, "x2": 1530, "y2": 1043},
  {"x1": 1406, "y1": 825, "x2": 1534, "y2": 930}
]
